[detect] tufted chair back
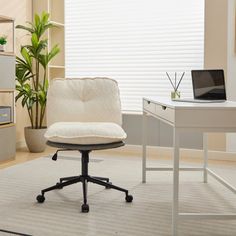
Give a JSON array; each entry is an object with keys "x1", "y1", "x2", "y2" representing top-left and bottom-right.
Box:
[{"x1": 46, "y1": 78, "x2": 122, "y2": 127}]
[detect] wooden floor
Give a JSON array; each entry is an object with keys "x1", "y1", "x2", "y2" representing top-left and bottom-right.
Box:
[{"x1": 0, "y1": 146, "x2": 57, "y2": 169}]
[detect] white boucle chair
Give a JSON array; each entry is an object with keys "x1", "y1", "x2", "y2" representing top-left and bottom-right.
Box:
[{"x1": 36, "y1": 78, "x2": 133, "y2": 212}]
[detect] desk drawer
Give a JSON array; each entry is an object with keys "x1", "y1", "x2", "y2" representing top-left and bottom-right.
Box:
[
  {"x1": 155, "y1": 103, "x2": 174, "y2": 123},
  {"x1": 143, "y1": 100, "x2": 156, "y2": 114}
]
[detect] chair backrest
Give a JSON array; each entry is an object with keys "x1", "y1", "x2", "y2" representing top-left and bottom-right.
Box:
[{"x1": 46, "y1": 78, "x2": 122, "y2": 126}]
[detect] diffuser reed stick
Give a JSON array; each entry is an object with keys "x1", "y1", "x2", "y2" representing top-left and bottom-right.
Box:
[{"x1": 166, "y1": 72, "x2": 185, "y2": 92}]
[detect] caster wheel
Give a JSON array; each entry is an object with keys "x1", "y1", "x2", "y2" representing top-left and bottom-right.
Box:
[
  {"x1": 105, "y1": 182, "x2": 112, "y2": 189},
  {"x1": 56, "y1": 182, "x2": 63, "y2": 189},
  {"x1": 125, "y1": 195, "x2": 133, "y2": 203},
  {"x1": 36, "y1": 195, "x2": 45, "y2": 203},
  {"x1": 81, "y1": 204, "x2": 89, "y2": 213}
]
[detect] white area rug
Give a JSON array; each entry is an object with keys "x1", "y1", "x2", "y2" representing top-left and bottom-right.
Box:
[{"x1": 0, "y1": 153, "x2": 236, "y2": 236}]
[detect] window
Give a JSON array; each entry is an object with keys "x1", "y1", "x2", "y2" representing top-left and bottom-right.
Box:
[{"x1": 65, "y1": 0, "x2": 204, "y2": 111}]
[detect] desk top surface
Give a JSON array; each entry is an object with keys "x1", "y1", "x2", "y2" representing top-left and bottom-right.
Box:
[{"x1": 144, "y1": 97, "x2": 236, "y2": 109}]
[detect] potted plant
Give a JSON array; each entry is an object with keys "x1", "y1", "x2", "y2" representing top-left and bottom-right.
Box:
[
  {"x1": 15, "y1": 12, "x2": 60, "y2": 152},
  {"x1": 0, "y1": 35, "x2": 7, "y2": 52}
]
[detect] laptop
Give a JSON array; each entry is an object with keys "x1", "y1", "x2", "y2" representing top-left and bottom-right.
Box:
[{"x1": 172, "y1": 69, "x2": 227, "y2": 103}]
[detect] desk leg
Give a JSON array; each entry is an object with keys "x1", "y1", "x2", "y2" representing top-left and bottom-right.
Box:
[
  {"x1": 203, "y1": 133, "x2": 208, "y2": 183},
  {"x1": 142, "y1": 111, "x2": 147, "y2": 183},
  {"x1": 172, "y1": 128, "x2": 180, "y2": 236}
]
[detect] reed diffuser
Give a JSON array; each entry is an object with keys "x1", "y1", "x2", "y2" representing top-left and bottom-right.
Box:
[{"x1": 166, "y1": 72, "x2": 185, "y2": 99}]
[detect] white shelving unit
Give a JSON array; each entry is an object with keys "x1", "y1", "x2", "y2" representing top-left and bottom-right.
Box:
[
  {"x1": 0, "y1": 15, "x2": 16, "y2": 161},
  {"x1": 33, "y1": 0, "x2": 65, "y2": 80}
]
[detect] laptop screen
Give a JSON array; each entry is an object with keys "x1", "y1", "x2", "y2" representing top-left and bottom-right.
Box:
[{"x1": 191, "y1": 70, "x2": 227, "y2": 100}]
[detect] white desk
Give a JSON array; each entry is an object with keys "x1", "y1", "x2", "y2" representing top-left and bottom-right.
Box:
[{"x1": 142, "y1": 97, "x2": 236, "y2": 236}]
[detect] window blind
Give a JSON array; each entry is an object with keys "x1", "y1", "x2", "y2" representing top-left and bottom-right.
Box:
[{"x1": 65, "y1": 0, "x2": 204, "y2": 111}]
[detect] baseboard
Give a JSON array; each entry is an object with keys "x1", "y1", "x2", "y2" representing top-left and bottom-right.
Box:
[
  {"x1": 101, "y1": 144, "x2": 236, "y2": 162},
  {"x1": 15, "y1": 140, "x2": 236, "y2": 162},
  {"x1": 16, "y1": 140, "x2": 26, "y2": 149}
]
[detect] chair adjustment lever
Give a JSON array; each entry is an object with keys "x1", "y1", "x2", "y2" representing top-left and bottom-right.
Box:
[
  {"x1": 51, "y1": 148, "x2": 75, "y2": 161},
  {"x1": 52, "y1": 152, "x2": 58, "y2": 161}
]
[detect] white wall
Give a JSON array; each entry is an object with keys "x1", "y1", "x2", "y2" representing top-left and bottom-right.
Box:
[
  {"x1": 226, "y1": 0, "x2": 236, "y2": 152},
  {"x1": 206, "y1": 0, "x2": 236, "y2": 152},
  {"x1": 204, "y1": 0, "x2": 228, "y2": 151}
]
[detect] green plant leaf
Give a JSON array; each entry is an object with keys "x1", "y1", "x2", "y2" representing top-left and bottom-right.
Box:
[
  {"x1": 31, "y1": 33, "x2": 39, "y2": 49},
  {"x1": 15, "y1": 11, "x2": 60, "y2": 128},
  {"x1": 20, "y1": 47, "x2": 32, "y2": 68},
  {"x1": 0, "y1": 35, "x2": 7, "y2": 45},
  {"x1": 34, "y1": 14, "x2": 40, "y2": 28},
  {"x1": 38, "y1": 54, "x2": 48, "y2": 68},
  {"x1": 15, "y1": 25, "x2": 34, "y2": 34},
  {"x1": 44, "y1": 77, "x2": 49, "y2": 90},
  {"x1": 48, "y1": 44, "x2": 60, "y2": 62},
  {"x1": 42, "y1": 11, "x2": 50, "y2": 24},
  {"x1": 15, "y1": 91, "x2": 24, "y2": 102},
  {"x1": 21, "y1": 96, "x2": 28, "y2": 107}
]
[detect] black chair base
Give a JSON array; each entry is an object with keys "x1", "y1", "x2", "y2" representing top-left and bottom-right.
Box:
[{"x1": 36, "y1": 146, "x2": 133, "y2": 213}]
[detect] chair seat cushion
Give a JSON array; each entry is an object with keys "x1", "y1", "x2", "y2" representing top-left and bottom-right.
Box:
[{"x1": 45, "y1": 122, "x2": 127, "y2": 145}]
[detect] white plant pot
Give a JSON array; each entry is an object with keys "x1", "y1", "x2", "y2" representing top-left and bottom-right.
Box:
[
  {"x1": 24, "y1": 127, "x2": 47, "y2": 153},
  {"x1": 0, "y1": 45, "x2": 5, "y2": 52}
]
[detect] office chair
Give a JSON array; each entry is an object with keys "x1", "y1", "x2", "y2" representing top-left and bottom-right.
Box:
[{"x1": 36, "y1": 78, "x2": 133, "y2": 212}]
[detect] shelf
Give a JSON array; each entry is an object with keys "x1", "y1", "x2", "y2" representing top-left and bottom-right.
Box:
[
  {"x1": 50, "y1": 21, "x2": 64, "y2": 27},
  {"x1": 0, "y1": 15, "x2": 14, "y2": 23},
  {"x1": 0, "y1": 123, "x2": 15, "y2": 129},
  {"x1": 49, "y1": 26, "x2": 65, "y2": 66},
  {"x1": 49, "y1": 67, "x2": 65, "y2": 79},
  {"x1": 49, "y1": 65, "x2": 65, "y2": 69},
  {"x1": 0, "y1": 15, "x2": 15, "y2": 54},
  {"x1": 0, "y1": 89, "x2": 15, "y2": 92},
  {"x1": 50, "y1": 0, "x2": 64, "y2": 24},
  {"x1": 33, "y1": 0, "x2": 64, "y2": 81},
  {"x1": 0, "y1": 14, "x2": 16, "y2": 161},
  {"x1": 0, "y1": 52, "x2": 15, "y2": 57}
]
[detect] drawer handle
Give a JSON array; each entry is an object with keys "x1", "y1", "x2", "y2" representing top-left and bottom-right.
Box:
[
  {"x1": 147, "y1": 101, "x2": 151, "y2": 104},
  {"x1": 162, "y1": 106, "x2": 167, "y2": 110}
]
